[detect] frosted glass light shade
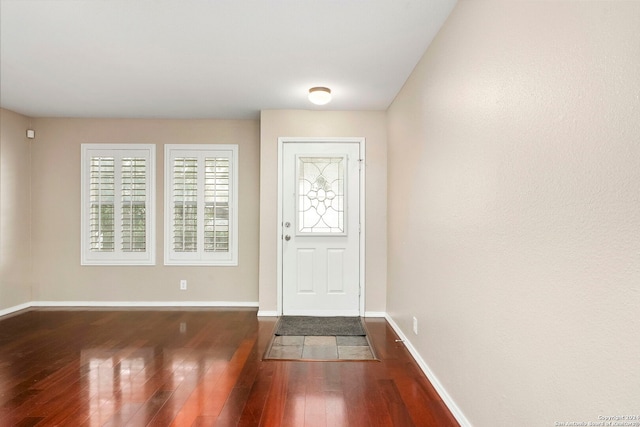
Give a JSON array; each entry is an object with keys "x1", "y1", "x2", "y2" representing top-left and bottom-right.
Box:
[{"x1": 308, "y1": 87, "x2": 332, "y2": 105}]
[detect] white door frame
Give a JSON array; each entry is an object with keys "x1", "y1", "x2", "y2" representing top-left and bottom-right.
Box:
[{"x1": 277, "y1": 137, "x2": 366, "y2": 316}]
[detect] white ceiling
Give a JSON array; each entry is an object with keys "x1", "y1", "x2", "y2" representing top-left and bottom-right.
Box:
[{"x1": 0, "y1": 0, "x2": 456, "y2": 119}]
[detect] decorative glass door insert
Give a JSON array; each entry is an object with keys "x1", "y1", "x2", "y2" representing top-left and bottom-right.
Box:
[{"x1": 296, "y1": 155, "x2": 347, "y2": 235}]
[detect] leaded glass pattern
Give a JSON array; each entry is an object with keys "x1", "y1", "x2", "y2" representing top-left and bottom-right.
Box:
[{"x1": 297, "y1": 156, "x2": 345, "y2": 234}]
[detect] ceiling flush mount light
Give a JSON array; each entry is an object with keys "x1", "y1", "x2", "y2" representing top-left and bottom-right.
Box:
[{"x1": 308, "y1": 87, "x2": 332, "y2": 105}]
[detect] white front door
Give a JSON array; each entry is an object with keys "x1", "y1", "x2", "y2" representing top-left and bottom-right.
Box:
[{"x1": 281, "y1": 141, "x2": 362, "y2": 316}]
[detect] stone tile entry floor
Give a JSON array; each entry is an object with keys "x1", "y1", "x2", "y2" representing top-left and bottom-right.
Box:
[{"x1": 265, "y1": 335, "x2": 376, "y2": 361}]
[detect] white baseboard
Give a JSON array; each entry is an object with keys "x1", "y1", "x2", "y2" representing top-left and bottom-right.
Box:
[
  {"x1": 384, "y1": 314, "x2": 472, "y2": 427},
  {"x1": 1, "y1": 300, "x2": 258, "y2": 315},
  {"x1": 32, "y1": 300, "x2": 259, "y2": 307},
  {"x1": 0, "y1": 302, "x2": 31, "y2": 318},
  {"x1": 256, "y1": 310, "x2": 279, "y2": 317},
  {"x1": 364, "y1": 311, "x2": 386, "y2": 317},
  {"x1": 255, "y1": 311, "x2": 387, "y2": 318}
]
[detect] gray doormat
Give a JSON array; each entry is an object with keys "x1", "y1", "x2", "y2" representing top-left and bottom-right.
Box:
[{"x1": 274, "y1": 316, "x2": 365, "y2": 336}]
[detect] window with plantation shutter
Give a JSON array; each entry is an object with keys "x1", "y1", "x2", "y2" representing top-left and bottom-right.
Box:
[
  {"x1": 164, "y1": 145, "x2": 238, "y2": 266},
  {"x1": 81, "y1": 144, "x2": 156, "y2": 265}
]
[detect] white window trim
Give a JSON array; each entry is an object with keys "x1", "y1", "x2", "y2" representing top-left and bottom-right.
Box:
[
  {"x1": 164, "y1": 144, "x2": 239, "y2": 266},
  {"x1": 81, "y1": 143, "x2": 156, "y2": 266}
]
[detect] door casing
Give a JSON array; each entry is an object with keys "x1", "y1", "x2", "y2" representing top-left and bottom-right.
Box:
[{"x1": 277, "y1": 137, "x2": 366, "y2": 316}]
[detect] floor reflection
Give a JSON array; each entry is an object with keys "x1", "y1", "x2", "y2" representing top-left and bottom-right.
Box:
[
  {"x1": 80, "y1": 344, "x2": 232, "y2": 425},
  {"x1": 0, "y1": 310, "x2": 458, "y2": 426}
]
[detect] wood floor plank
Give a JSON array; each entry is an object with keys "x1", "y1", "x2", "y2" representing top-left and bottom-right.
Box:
[
  {"x1": 0, "y1": 309, "x2": 459, "y2": 427},
  {"x1": 378, "y1": 378, "x2": 417, "y2": 427},
  {"x1": 303, "y1": 364, "x2": 328, "y2": 427},
  {"x1": 257, "y1": 363, "x2": 288, "y2": 426}
]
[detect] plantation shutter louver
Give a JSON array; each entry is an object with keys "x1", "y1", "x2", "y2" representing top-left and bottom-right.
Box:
[
  {"x1": 121, "y1": 157, "x2": 147, "y2": 252},
  {"x1": 164, "y1": 145, "x2": 238, "y2": 266},
  {"x1": 204, "y1": 157, "x2": 230, "y2": 252},
  {"x1": 81, "y1": 145, "x2": 155, "y2": 265},
  {"x1": 89, "y1": 157, "x2": 115, "y2": 252},
  {"x1": 173, "y1": 158, "x2": 198, "y2": 252}
]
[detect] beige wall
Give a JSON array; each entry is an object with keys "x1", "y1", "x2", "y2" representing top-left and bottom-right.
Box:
[
  {"x1": 387, "y1": 1, "x2": 640, "y2": 425},
  {"x1": 259, "y1": 110, "x2": 387, "y2": 315},
  {"x1": 29, "y1": 118, "x2": 260, "y2": 303},
  {"x1": 0, "y1": 109, "x2": 33, "y2": 310}
]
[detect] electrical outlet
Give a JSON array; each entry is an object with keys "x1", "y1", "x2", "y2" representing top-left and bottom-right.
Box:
[
  {"x1": 180, "y1": 279, "x2": 187, "y2": 290},
  {"x1": 412, "y1": 317, "x2": 418, "y2": 335}
]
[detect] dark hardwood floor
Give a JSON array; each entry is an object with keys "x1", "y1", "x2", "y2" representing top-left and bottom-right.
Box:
[{"x1": 0, "y1": 308, "x2": 459, "y2": 426}]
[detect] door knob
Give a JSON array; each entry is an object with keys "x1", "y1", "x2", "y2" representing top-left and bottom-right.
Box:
[{"x1": 284, "y1": 235, "x2": 291, "y2": 241}]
